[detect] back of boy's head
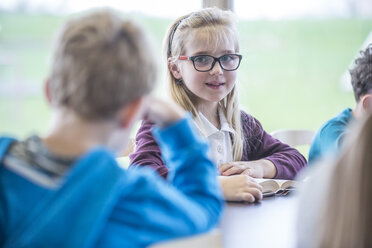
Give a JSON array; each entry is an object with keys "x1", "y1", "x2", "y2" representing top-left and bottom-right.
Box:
[
  {"x1": 350, "y1": 44, "x2": 372, "y2": 102},
  {"x1": 49, "y1": 9, "x2": 157, "y2": 120}
]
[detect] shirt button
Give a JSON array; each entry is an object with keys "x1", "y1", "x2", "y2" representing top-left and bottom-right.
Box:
[
  {"x1": 218, "y1": 133, "x2": 223, "y2": 139},
  {"x1": 217, "y1": 145, "x2": 223, "y2": 153}
]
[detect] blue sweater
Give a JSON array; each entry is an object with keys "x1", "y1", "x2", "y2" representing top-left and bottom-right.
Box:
[
  {"x1": 0, "y1": 117, "x2": 224, "y2": 248},
  {"x1": 308, "y1": 108, "x2": 354, "y2": 164}
]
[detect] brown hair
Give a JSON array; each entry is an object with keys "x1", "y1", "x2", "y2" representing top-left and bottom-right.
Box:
[
  {"x1": 350, "y1": 44, "x2": 372, "y2": 102},
  {"x1": 164, "y1": 7, "x2": 244, "y2": 161},
  {"x1": 49, "y1": 9, "x2": 157, "y2": 120},
  {"x1": 314, "y1": 113, "x2": 372, "y2": 247}
]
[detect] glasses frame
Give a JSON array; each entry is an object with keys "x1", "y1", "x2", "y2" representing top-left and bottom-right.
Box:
[{"x1": 178, "y1": 54, "x2": 242, "y2": 72}]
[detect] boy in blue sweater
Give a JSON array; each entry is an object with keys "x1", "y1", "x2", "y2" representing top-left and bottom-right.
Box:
[
  {"x1": 309, "y1": 44, "x2": 372, "y2": 164},
  {"x1": 0, "y1": 10, "x2": 223, "y2": 248}
]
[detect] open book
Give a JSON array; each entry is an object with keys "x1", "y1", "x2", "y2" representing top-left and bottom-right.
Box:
[{"x1": 255, "y1": 179, "x2": 296, "y2": 197}]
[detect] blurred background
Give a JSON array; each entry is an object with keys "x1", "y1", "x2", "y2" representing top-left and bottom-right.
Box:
[{"x1": 0, "y1": 0, "x2": 371, "y2": 157}]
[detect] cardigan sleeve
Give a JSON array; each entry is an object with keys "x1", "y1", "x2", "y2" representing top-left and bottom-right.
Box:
[
  {"x1": 129, "y1": 120, "x2": 168, "y2": 179},
  {"x1": 241, "y1": 111, "x2": 307, "y2": 180}
]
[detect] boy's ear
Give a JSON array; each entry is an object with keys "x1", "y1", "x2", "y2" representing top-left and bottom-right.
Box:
[
  {"x1": 119, "y1": 97, "x2": 144, "y2": 128},
  {"x1": 362, "y1": 94, "x2": 372, "y2": 113},
  {"x1": 44, "y1": 78, "x2": 52, "y2": 105},
  {"x1": 168, "y1": 58, "x2": 182, "y2": 80}
]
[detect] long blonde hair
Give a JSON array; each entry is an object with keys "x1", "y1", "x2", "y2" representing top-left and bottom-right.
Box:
[
  {"x1": 313, "y1": 114, "x2": 372, "y2": 247},
  {"x1": 164, "y1": 7, "x2": 244, "y2": 161}
]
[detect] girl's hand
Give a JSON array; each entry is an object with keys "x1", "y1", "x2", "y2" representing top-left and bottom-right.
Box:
[
  {"x1": 219, "y1": 160, "x2": 277, "y2": 178},
  {"x1": 219, "y1": 175, "x2": 263, "y2": 202}
]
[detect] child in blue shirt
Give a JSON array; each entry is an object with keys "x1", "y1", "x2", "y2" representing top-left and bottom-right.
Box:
[
  {"x1": 0, "y1": 10, "x2": 223, "y2": 248},
  {"x1": 309, "y1": 44, "x2": 372, "y2": 164}
]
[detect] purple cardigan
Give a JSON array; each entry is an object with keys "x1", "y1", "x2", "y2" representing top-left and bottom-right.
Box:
[{"x1": 130, "y1": 111, "x2": 307, "y2": 180}]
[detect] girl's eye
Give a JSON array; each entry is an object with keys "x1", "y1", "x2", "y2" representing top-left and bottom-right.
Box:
[
  {"x1": 194, "y1": 56, "x2": 212, "y2": 64},
  {"x1": 220, "y1": 55, "x2": 233, "y2": 62}
]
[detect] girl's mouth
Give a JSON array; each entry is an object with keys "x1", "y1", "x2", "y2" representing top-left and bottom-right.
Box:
[{"x1": 205, "y1": 82, "x2": 225, "y2": 89}]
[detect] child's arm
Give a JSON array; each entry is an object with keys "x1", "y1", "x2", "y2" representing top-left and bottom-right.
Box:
[
  {"x1": 247, "y1": 118, "x2": 306, "y2": 179},
  {"x1": 129, "y1": 120, "x2": 169, "y2": 178},
  {"x1": 220, "y1": 112, "x2": 306, "y2": 180},
  {"x1": 220, "y1": 159, "x2": 277, "y2": 179},
  {"x1": 101, "y1": 98, "x2": 224, "y2": 247}
]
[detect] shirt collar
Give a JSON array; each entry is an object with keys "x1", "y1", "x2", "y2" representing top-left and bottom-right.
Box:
[
  {"x1": 218, "y1": 107, "x2": 235, "y2": 134},
  {"x1": 197, "y1": 106, "x2": 235, "y2": 137}
]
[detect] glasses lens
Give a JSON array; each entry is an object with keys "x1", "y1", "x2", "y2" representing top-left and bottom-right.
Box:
[
  {"x1": 220, "y1": 54, "x2": 241, "y2": 70},
  {"x1": 193, "y1": 55, "x2": 214, "y2": 71}
]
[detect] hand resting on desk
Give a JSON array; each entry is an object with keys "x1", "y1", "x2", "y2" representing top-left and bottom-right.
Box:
[
  {"x1": 219, "y1": 159, "x2": 277, "y2": 179},
  {"x1": 219, "y1": 175, "x2": 263, "y2": 203}
]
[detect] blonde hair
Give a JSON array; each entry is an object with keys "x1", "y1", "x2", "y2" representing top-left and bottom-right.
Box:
[
  {"x1": 49, "y1": 9, "x2": 156, "y2": 120},
  {"x1": 314, "y1": 114, "x2": 372, "y2": 247},
  {"x1": 164, "y1": 7, "x2": 244, "y2": 160}
]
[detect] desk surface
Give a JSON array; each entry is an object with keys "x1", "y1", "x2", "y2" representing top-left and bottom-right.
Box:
[{"x1": 221, "y1": 194, "x2": 299, "y2": 248}]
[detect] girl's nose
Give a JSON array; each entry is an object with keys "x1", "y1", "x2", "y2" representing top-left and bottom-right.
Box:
[{"x1": 209, "y1": 61, "x2": 223, "y2": 75}]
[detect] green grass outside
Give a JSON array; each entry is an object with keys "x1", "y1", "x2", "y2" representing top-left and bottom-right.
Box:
[{"x1": 0, "y1": 11, "x2": 371, "y2": 153}]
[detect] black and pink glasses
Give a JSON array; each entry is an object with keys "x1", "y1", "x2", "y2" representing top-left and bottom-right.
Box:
[{"x1": 178, "y1": 54, "x2": 242, "y2": 72}]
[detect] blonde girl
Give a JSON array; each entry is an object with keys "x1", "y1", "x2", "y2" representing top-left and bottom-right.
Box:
[{"x1": 130, "y1": 7, "x2": 306, "y2": 202}]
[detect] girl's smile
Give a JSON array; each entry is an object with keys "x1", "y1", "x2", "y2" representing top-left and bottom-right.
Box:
[{"x1": 205, "y1": 80, "x2": 226, "y2": 89}]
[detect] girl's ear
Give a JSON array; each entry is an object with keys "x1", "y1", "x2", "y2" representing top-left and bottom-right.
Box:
[{"x1": 168, "y1": 58, "x2": 182, "y2": 80}]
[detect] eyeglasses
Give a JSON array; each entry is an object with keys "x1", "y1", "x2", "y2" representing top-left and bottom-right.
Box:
[{"x1": 178, "y1": 54, "x2": 242, "y2": 72}]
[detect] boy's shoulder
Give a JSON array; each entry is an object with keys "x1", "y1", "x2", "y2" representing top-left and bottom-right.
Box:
[
  {"x1": 330, "y1": 108, "x2": 353, "y2": 124},
  {"x1": 319, "y1": 108, "x2": 353, "y2": 134},
  {"x1": 309, "y1": 108, "x2": 353, "y2": 161}
]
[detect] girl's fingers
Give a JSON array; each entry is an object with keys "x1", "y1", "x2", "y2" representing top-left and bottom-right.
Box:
[
  {"x1": 222, "y1": 167, "x2": 242, "y2": 176},
  {"x1": 248, "y1": 188, "x2": 263, "y2": 201},
  {"x1": 240, "y1": 190, "x2": 262, "y2": 203},
  {"x1": 219, "y1": 163, "x2": 233, "y2": 172},
  {"x1": 242, "y1": 168, "x2": 253, "y2": 176},
  {"x1": 247, "y1": 181, "x2": 263, "y2": 191},
  {"x1": 243, "y1": 177, "x2": 263, "y2": 191},
  {"x1": 240, "y1": 193, "x2": 255, "y2": 203}
]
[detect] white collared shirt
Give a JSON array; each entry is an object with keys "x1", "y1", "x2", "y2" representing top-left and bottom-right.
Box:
[{"x1": 195, "y1": 107, "x2": 234, "y2": 168}]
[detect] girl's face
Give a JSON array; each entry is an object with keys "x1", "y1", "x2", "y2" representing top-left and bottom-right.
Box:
[{"x1": 173, "y1": 29, "x2": 238, "y2": 107}]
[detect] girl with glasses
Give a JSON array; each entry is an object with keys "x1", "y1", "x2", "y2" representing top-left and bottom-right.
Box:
[{"x1": 130, "y1": 7, "x2": 307, "y2": 202}]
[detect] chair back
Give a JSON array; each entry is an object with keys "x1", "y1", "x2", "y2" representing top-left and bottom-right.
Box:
[{"x1": 270, "y1": 129, "x2": 314, "y2": 147}]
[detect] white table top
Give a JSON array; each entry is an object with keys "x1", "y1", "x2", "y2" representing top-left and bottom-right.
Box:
[{"x1": 221, "y1": 194, "x2": 299, "y2": 248}]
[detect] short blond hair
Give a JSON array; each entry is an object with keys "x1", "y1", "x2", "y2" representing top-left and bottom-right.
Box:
[
  {"x1": 164, "y1": 7, "x2": 244, "y2": 161},
  {"x1": 49, "y1": 9, "x2": 157, "y2": 120}
]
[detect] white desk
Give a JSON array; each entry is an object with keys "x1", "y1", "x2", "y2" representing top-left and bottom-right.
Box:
[
  {"x1": 221, "y1": 195, "x2": 299, "y2": 248},
  {"x1": 152, "y1": 194, "x2": 299, "y2": 248}
]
